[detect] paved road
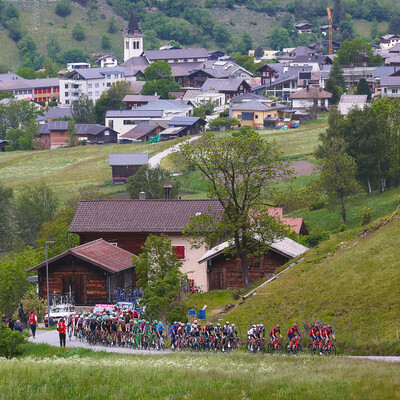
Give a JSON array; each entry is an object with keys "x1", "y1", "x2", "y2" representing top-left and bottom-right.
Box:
[
  {"x1": 148, "y1": 136, "x2": 199, "y2": 168},
  {"x1": 30, "y1": 331, "x2": 400, "y2": 362},
  {"x1": 30, "y1": 329, "x2": 170, "y2": 355}
]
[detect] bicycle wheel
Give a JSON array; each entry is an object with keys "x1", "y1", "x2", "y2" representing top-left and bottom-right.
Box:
[
  {"x1": 329, "y1": 344, "x2": 336, "y2": 356},
  {"x1": 295, "y1": 343, "x2": 303, "y2": 355},
  {"x1": 257, "y1": 341, "x2": 265, "y2": 353},
  {"x1": 267, "y1": 343, "x2": 274, "y2": 354},
  {"x1": 285, "y1": 344, "x2": 292, "y2": 355},
  {"x1": 308, "y1": 343, "x2": 316, "y2": 356},
  {"x1": 276, "y1": 343, "x2": 284, "y2": 354}
]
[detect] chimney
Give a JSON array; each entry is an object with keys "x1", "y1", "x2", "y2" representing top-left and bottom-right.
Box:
[
  {"x1": 164, "y1": 182, "x2": 173, "y2": 200},
  {"x1": 139, "y1": 191, "x2": 146, "y2": 200},
  {"x1": 306, "y1": 85, "x2": 309, "y2": 91}
]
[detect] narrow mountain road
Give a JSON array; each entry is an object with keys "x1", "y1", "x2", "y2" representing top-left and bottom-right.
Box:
[
  {"x1": 30, "y1": 329, "x2": 171, "y2": 355},
  {"x1": 148, "y1": 136, "x2": 199, "y2": 168}
]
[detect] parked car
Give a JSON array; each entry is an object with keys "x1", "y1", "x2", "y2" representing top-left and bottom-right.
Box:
[
  {"x1": 92, "y1": 304, "x2": 114, "y2": 313},
  {"x1": 44, "y1": 304, "x2": 76, "y2": 327}
]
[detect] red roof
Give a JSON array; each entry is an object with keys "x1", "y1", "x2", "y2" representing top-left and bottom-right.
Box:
[
  {"x1": 69, "y1": 199, "x2": 224, "y2": 234},
  {"x1": 26, "y1": 239, "x2": 135, "y2": 274},
  {"x1": 268, "y1": 207, "x2": 307, "y2": 235}
]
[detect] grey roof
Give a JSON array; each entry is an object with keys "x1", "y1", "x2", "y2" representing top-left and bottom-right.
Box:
[
  {"x1": 130, "y1": 81, "x2": 146, "y2": 94},
  {"x1": 374, "y1": 66, "x2": 399, "y2": 78},
  {"x1": 120, "y1": 124, "x2": 159, "y2": 140},
  {"x1": 160, "y1": 126, "x2": 186, "y2": 136},
  {"x1": 105, "y1": 110, "x2": 164, "y2": 118},
  {"x1": 109, "y1": 153, "x2": 148, "y2": 166},
  {"x1": 290, "y1": 86, "x2": 332, "y2": 99},
  {"x1": 45, "y1": 107, "x2": 72, "y2": 120},
  {"x1": 64, "y1": 67, "x2": 127, "y2": 80},
  {"x1": 167, "y1": 117, "x2": 204, "y2": 126},
  {"x1": 198, "y1": 236, "x2": 308, "y2": 264},
  {"x1": 230, "y1": 93, "x2": 267, "y2": 103},
  {"x1": 380, "y1": 76, "x2": 400, "y2": 86},
  {"x1": 389, "y1": 43, "x2": 400, "y2": 53},
  {"x1": 339, "y1": 95, "x2": 368, "y2": 104},
  {"x1": 75, "y1": 124, "x2": 112, "y2": 136},
  {"x1": 121, "y1": 56, "x2": 149, "y2": 68},
  {"x1": 123, "y1": 95, "x2": 160, "y2": 103},
  {"x1": 232, "y1": 100, "x2": 286, "y2": 112},
  {"x1": 0, "y1": 139, "x2": 9, "y2": 144},
  {"x1": 0, "y1": 72, "x2": 27, "y2": 82},
  {"x1": 201, "y1": 78, "x2": 248, "y2": 92},
  {"x1": 39, "y1": 121, "x2": 69, "y2": 134},
  {"x1": 145, "y1": 48, "x2": 209, "y2": 61},
  {"x1": 0, "y1": 81, "x2": 33, "y2": 90},
  {"x1": 26, "y1": 78, "x2": 59, "y2": 89},
  {"x1": 291, "y1": 55, "x2": 329, "y2": 64},
  {"x1": 138, "y1": 99, "x2": 191, "y2": 111},
  {"x1": 127, "y1": 9, "x2": 141, "y2": 34}
]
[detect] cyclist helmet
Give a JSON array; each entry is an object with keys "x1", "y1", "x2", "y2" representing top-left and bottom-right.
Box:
[
  {"x1": 154, "y1": 320, "x2": 158, "y2": 324},
  {"x1": 174, "y1": 321, "x2": 178, "y2": 325},
  {"x1": 225, "y1": 321, "x2": 229, "y2": 325},
  {"x1": 327, "y1": 325, "x2": 332, "y2": 329},
  {"x1": 180, "y1": 323, "x2": 185, "y2": 327},
  {"x1": 323, "y1": 326, "x2": 327, "y2": 329},
  {"x1": 146, "y1": 320, "x2": 149, "y2": 325},
  {"x1": 260, "y1": 324, "x2": 264, "y2": 328},
  {"x1": 217, "y1": 323, "x2": 221, "y2": 327},
  {"x1": 231, "y1": 324, "x2": 235, "y2": 327},
  {"x1": 293, "y1": 323, "x2": 298, "y2": 327},
  {"x1": 187, "y1": 322, "x2": 191, "y2": 326},
  {"x1": 276, "y1": 325, "x2": 280, "y2": 329},
  {"x1": 252, "y1": 325, "x2": 256, "y2": 329},
  {"x1": 194, "y1": 320, "x2": 198, "y2": 324}
]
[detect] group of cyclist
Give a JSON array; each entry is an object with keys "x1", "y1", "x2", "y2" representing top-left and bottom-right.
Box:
[{"x1": 170, "y1": 320, "x2": 239, "y2": 351}]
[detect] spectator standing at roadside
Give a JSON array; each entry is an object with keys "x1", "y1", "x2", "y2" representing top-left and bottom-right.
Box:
[
  {"x1": 58, "y1": 318, "x2": 66, "y2": 347},
  {"x1": 29, "y1": 311, "x2": 37, "y2": 338},
  {"x1": 18, "y1": 303, "x2": 26, "y2": 330}
]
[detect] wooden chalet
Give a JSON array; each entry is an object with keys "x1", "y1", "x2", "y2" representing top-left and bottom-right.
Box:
[
  {"x1": 198, "y1": 237, "x2": 308, "y2": 290},
  {"x1": 109, "y1": 153, "x2": 148, "y2": 184},
  {"x1": 26, "y1": 239, "x2": 136, "y2": 305},
  {"x1": 256, "y1": 64, "x2": 280, "y2": 86},
  {"x1": 69, "y1": 199, "x2": 225, "y2": 291},
  {"x1": 119, "y1": 124, "x2": 161, "y2": 143},
  {"x1": 201, "y1": 78, "x2": 251, "y2": 100},
  {"x1": 166, "y1": 117, "x2": 206, "y2": 135}
]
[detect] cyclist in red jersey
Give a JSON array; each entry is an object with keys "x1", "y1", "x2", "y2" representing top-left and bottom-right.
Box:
[
  {"x1": 323, "y1": 325, "x2": 335, "y2": 346},
  {"x1": 269, "y1": 325, "x2": 283, "y2": 345},
  {"x1": 287, "y1": 324, "x2": 301, "y2": 348}
]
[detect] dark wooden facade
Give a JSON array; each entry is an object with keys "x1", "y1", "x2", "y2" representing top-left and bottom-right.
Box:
[
  {"x1": 182, "y1": 71, "x2": 213, "y2": 88},
  {"x1": 36, "y1": 254, "x2": 135, "y2": 305},
  {"x1": 112, "y1": 165, "x2": 142, "y2": 183},
  {"x1": 86, "y1": 129, "x2": 118, "y2": 145},
  {"x1": 207, "y1": 250, "x2": 289, "y2": 290},
  {"x1": 79, "y1": 232, "x2": 148, "y2": 256},
  {"x1": 257, "y1": 64, "x2": 280, "y2": 86}
]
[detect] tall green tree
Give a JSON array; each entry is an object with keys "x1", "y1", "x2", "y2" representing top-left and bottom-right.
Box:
[
  {"x1": 269, "y1": 27, "x2": 290, "y2": 51},
  {"x1": 72, "y1": 23, "x2": 85, "y2": 41},
  {"x1": 134, "y1": 234, "x2": 185, "y2": 319},
  {"x1": 336, "y1": 39, "x2": 383, "y2": 67},
  {"x1": 144, "y1": 60, "x2": 173, "y2": 81},
  {"x1": 180, "y1": 131, "x2": 289, "y2": 291},
  {"x1": 329, "y1": 60, "x2": 347, "y2": 91},
  {"x1": 15, "y1": 183, "x2": 58, "y2": 246},
  {"x1": 317, "y1": 138, "x2": 360, "y2": 224},
  {"x1": 71, "y1": 94, "x2": 95, "y2": 124},
  {"x1": 94, "y1": 81, "x2": 132, "y2": 124},
  {"x1": 356, "y1": 78, "x2": 372, "y2": 100},
  {"x1": 65, "y1": 119, "x2": 79, "y2": 146},
  {"x1": 0, "y1": 183, "x2": 17, "y2": 251},
  {"x1": 127, "y1": 165, "x2": 179, "y2": 200}
]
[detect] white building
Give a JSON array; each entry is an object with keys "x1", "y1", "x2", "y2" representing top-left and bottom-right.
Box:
[
  {"x1": 123, "y1": 10, "x2": 144, "y2": 62},
  {"x1": 290, "y1": 85, "x2": 332, "y2": 110},
  {"x1": 95, "y1": 55, "x2": 119, "y2": 68},
  {"x1": 60, "y1": 67, "x2": 135, "y2": 105}
]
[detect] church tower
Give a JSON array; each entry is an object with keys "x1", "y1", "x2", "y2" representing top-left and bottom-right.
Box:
[{"x1": 124, "y1": 9, "x2": 144, "y2": 62}]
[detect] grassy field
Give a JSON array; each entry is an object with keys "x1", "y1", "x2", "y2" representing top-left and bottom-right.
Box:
[
  {"x1": 0, "y1": 140, "x2": 174, "y2": 203},
  {"x1": 0, "y1": 343, "x2": 398, "y2": 399},
  {"x1": 210, "y1": 211, "x2": 400, "y2": 355}
]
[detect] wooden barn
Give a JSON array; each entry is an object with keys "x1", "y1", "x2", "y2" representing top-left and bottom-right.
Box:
[
  {"x1": 198, "y1": 237, "x2": 308, "y2": 290},
  {"x1": 26, "y1": 239, "x2": 136, "y2": 305},
  {"x1": 109, "y1": 153, "x2": 148, "y2": 184},
  {"x1": 166, "y1": 117, "x2": 206, "y2": 136}
]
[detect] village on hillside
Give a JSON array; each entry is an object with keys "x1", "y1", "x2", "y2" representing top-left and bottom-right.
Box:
[{"x1": 1, "y1": 4, "x2": 400, "y2": 394}]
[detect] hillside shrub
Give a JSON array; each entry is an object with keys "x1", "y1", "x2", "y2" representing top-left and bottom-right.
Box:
[
  {"x1": 72, "y1": 23, "x2": 85, "y2": 41},
  {"x1": 55, "y1": 0, "x2": 72, "y2": 17},
  {"x1": 361, "y1": 207, "x2": 371, "y2": 227},
  {"x1": 0, "y1": 323, "x2": 27, "y2": 358},
  {"x1": 304, "y1": 228, "x2": 330, "y2": 247}
]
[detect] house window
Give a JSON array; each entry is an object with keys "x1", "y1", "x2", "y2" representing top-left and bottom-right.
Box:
[
  {"x1": 95, "y1": 83, "x2": 99, "y2": 88},
  {"x1": 66, "y1": 100, "x2": 70, "y2": 104},
  {"x1": 88, "y1": 84, "x2": 92, "y2": 88},
  {"x1": 107, "y1": 83, "x2": 111, "y2": 87},
  {"x1": 88, "y1": 92, "x2": 92, "y2": 96},
  {"x1": 95, "y1": 91, "x2": 99, "y2": 96},
  {"x1": 104, "y1": 130, "x2": 109, "y2": 136},
  {"x1": 123, "y1": 120, "x2": 136, "y2": 125},
  {"x1": 393, "y1": 89, "x2": 398, "y2": 94},
  {"x1": 173, "y1": 245, "x2": 186, "y2": 260},
  {"x1": 255, "y1": 115, "x2": 258, "y2": 119},
  {"x1": 126, "y1": 41, "x2": 129, "y2": 49},
  {"x1": 109, "y1": 242, "x2": 118, "y2": 247},
  {"x1": 65, "y1": 84, "x2": 68, "y2": 89},
  {"x1": 65, "y1": 92, "x2": 69, "y2": 97}
]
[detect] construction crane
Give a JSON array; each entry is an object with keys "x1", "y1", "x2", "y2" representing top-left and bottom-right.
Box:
[{"x1": 327, "y1": 7, "x2": 333, "y2": 55}]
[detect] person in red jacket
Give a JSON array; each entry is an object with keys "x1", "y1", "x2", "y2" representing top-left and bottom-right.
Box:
[
  {"x1": 58, "y1": 318, "x2": 66, "y2": 347},
  {"x1": 29, "y1": 311, "x2": 37, "y2": 339}
]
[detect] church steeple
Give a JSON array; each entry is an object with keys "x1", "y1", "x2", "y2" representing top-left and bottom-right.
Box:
[
  {"x1": 123, "y1": 8, "x2": 143, "y2": 62},
  {"x1": 127, "y1": 9, "x2": 141, "y2": 35}
]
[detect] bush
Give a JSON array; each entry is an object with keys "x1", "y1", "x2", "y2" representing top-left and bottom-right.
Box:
[
  {"x1": 0, "y1": 323, "x2": 27, "y2": 358},
  {"x1": 165, "y1": 304, "x2": 188, "y2": 325},
  {"x1": 55, "y1": 0, "x2": 72, "y2": 17},
  {"x1": 309, "y1": 201, "x2": 325, "y2": 211},
  {"x1": 72, "y1": 23, "x2": 85, "y2": 41},
  {"x1": 304, "y1": 229, "x2": 330, "y2": 247}
]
